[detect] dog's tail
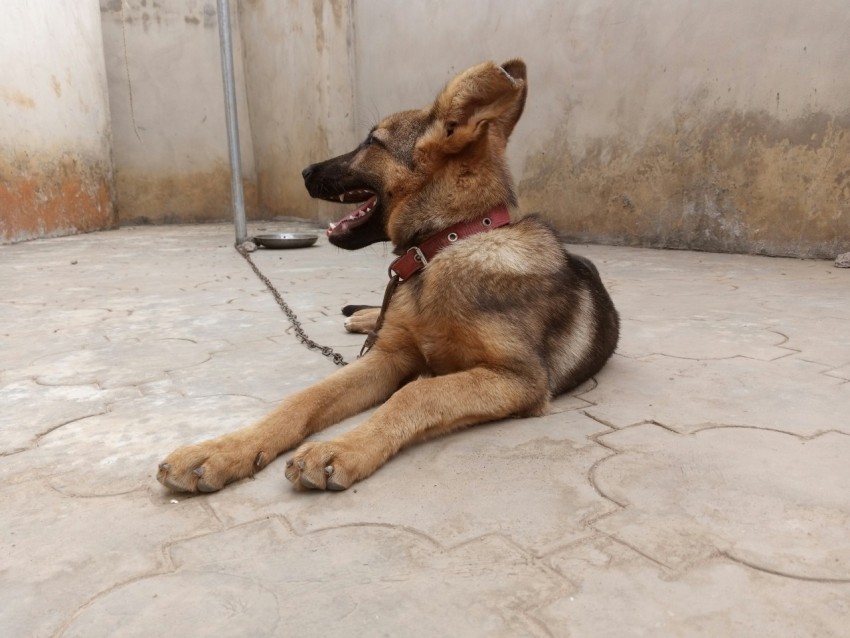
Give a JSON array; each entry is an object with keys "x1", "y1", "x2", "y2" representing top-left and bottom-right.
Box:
[{"x1": 569, "y1": 253, "x2": 602, "y2": 281}]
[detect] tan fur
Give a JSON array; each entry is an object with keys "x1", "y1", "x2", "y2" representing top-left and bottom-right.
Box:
[{"x1": 158, "y1": 59, "x2": 618, "y2": 493}]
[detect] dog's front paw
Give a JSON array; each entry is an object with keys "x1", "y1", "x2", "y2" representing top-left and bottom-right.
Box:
[
  {"x1": 285, "y1": 440, "x2": 375, "y2": 491},
  {"x1": 344, "y1": 308, "x2": 381, "y2": 334},
  {"x1": 157, "y1": 438, "x2": 269, "y2": 493}
]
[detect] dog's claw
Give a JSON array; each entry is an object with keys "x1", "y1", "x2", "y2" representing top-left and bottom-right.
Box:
[
  {"x1": 285, "y1": 459, "x2": 293, "y2": 467},
  {"x1": 159, "y1": 463, "x2": 171, "y2": 472},
  {"x1": 296, "y1": 460, "x2": 305, "y2": 470},
  {"x1": 255, "y1": 452, "x2": 266, "y2": 468},
  {"x1": 193, "y1": 466, "x2": 205, "y2": 478},
  {"x1": 324, "y1": 465, "x2": 334, "y2": 476}
]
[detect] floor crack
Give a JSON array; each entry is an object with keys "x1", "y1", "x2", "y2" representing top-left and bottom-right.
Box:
[{"x1": 719, "y1": 551, "x2": 850, "y2": 584}]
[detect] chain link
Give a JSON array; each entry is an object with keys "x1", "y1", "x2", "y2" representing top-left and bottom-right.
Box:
[{"x1": 236, "y1": 246, "x2": 349, "y2": 367}]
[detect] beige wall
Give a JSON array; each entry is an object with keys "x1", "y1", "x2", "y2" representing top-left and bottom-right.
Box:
[
  {"x1": 10, "y1": 0, "x2": 843, "y2": 255},
  {"x1": 237, "y1": 0, "x2": 357, "y2": 224},
  {"x1": 1, "y1": 0, "x2": 116, "y2": 243},
  {"x1": 99, "y1": 0, "x2": 257, "y2": 224},
  {"x1": 352, "y1": 0, "x2": 850, "y2": 258},
  {"x1": 99, "y1": 0, "x2": 355, "y2": 227}
]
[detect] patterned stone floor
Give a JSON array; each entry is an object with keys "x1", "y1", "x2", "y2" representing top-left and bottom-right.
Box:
[{"x1": 1, "y1": 223, "x2": 848, "y2": 637}]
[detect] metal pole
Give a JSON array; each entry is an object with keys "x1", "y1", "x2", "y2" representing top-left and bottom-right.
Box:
[{"x1": 216, "y1": 0, "x2": 247, "y2": 244}]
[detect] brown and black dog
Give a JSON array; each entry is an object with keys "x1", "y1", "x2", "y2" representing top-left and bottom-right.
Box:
[{"x1": 157, "y1": 59, "x2": 619, "y2": 493}]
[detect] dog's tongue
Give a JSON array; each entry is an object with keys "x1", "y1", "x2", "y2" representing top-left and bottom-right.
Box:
[{"x1": 327, "y1": 196, "x2": 377, "y2": 236}]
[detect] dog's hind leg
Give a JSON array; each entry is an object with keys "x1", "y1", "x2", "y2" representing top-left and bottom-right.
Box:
[
  {"x1": 568, "y1": 253, "x2": 601, "y2": 281},
  {"x1": 285, "y1": 366, "x2": 548, "y2": 491},
  {"x1": 157, "y1": 344, "x2": 421, "y2": 493},
  {"x1": 344, "y1": 307, "x2": 381, "y2": 334},
  {"x1": 342, "y1": 304, "x2": 379, "y2": 316}
]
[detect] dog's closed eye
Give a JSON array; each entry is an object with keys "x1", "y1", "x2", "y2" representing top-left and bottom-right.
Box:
[{"x1": 365, "y1": 131, "x2": 389, "y2": 149}]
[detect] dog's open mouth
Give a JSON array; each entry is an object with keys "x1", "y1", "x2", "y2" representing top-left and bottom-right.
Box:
[{"x1": 325, "y1": 190, "x2": 378, "y2": 238}]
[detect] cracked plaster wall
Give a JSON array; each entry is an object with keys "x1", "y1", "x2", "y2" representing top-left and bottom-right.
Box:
[{"x1": 0, "y1": 1, "x2": 117, "y2": 243}]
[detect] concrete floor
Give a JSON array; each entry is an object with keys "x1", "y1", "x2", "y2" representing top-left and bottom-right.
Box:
[{"x1": 1, "y1": 222, "x2": 849, "y2": 637}]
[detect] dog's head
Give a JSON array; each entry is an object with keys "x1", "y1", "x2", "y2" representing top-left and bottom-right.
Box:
[{"x1": 303, "y1": 59, "x2": 527, "y2": 250}]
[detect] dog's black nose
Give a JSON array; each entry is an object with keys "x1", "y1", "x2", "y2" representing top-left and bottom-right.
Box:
[{"x1": 301, "y1": 164, "x2": 314, "y2": 181}]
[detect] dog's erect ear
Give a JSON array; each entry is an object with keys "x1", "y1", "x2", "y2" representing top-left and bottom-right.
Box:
[
  {"x1": 420, "y1": 59, "x2": 528, "y2": 156},
  {"x1": 495, "y1": 59, "x2": 527, "y2": 137}
]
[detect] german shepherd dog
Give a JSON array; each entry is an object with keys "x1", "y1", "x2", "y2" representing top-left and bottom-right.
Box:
[{"x1": 157, "y1": 59, "x2": 619, "y2": 493}]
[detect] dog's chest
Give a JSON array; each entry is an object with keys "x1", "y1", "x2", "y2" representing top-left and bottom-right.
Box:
[
  {"x1": 416, "y1": 329, "x2": 480, "y2": 375},
  {"x1": 394, "y1": 283, "x2": 496, "y2": 375}
]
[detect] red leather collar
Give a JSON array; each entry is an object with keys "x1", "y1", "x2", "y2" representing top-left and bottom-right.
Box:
[{"x1": 389, "y1": 206, "x2": 511, "y2": 281}]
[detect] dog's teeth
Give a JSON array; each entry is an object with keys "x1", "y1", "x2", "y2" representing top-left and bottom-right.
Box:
[
  {"x1": 339, "y1": 193, "x2": 345, "y2": 202},
  {"x1": 328, "y1": 222, "x2": 336, "y2": 230},
  {"x1": 365, "y1": 207, "x2": 371, "y2": 213}
]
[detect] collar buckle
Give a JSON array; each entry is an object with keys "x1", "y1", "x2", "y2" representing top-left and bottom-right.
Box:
[{"x1": 409, "y1": 246, "x2": 429, "y2": 266}]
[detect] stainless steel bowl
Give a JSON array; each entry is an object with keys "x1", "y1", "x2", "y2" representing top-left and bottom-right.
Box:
[{"x1": 253, "y1": 233, "x2": 318, "y2": 249}]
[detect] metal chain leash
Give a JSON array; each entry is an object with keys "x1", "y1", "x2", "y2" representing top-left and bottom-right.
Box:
[{"x1": 236, "y1": 246, "x2": 349, "y2": 367}]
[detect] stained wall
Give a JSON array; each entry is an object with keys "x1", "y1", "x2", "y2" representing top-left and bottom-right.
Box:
[
  {"x1": 1, "y1": 1, "x2": 116, "y2": 243},
  {"x1": 7, "y1": 0, "x2": 845, "y2": 256},
  {"x1": 99, "y1": 0, "x2": 258, "y2": 224},
  {"x1": 352, "y1": 0, "x2": 850, "y2": 258},
  {"x1": 98, "y1": 0, "x2": 355, "y2": 227},
  {"x1": 236, "y1": 0, "x2": 357, "y2": 224}
]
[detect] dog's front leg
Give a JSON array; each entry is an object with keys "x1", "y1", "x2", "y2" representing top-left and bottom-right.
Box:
[
  {"x1": 157, "y1": 347, "x2": 420, "y2": 493},
  {"x1": 285, "y1": 366, "x2": 547, "y2": 490}
]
